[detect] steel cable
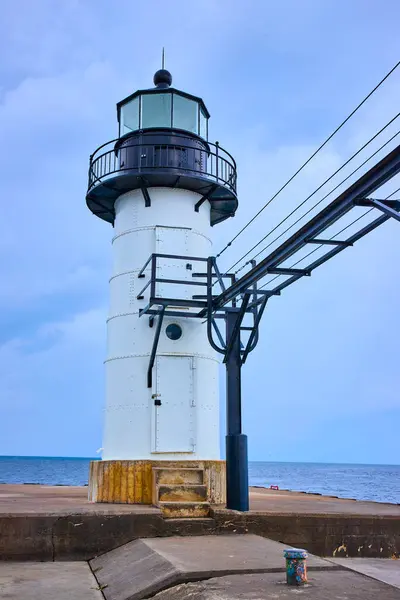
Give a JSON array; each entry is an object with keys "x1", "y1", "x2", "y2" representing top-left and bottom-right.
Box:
[
  {"x1": 228, "y1": 113, "x2": 400, "y2": 275},
  {"x1": 216, "y1": 61, "x2": 400, "y2": 260},
  {"x1": 232, "y1": 124, "x2": 400, "y2": 276},
  {"x1": 258, "y1": 185, "x2": 400, "y2": 291}
]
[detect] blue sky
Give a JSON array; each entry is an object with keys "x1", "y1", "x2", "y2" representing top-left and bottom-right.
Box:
[{"x1": 0, "y1": 0, "x2": 399, "y2": 464}]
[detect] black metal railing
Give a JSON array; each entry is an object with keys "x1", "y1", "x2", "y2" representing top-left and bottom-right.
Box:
[{"x1": 87, "y1": 133, "x2": 237, "y2": 195}]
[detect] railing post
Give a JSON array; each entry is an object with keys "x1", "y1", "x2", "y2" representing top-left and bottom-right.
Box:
[
  {"x1": 215, "y1": 141, "x2": 219, "y2": 182},
  {"x1": 88, "y1": 154, "x2": 93, "y2": 189},
  {"x1": 151, "y1": 254, "x2": 157, "y2": 299}
]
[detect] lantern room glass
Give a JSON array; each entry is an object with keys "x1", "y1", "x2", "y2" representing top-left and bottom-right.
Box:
[
  {"x1": 199, "y1": 106, "x2": 207, "y2": 139},
  {"x1": 120, "y1": 96, "x2": 139, "y2": 135},
  {"x1": 173, "y1": 95, "x2": 198, "y2": 134},
  {"x1": 141, "y1": 93, "x2": 172, "y2": 128},
  {"x1": 119, "y1": 92, "x2": 208, "y2": 139}
]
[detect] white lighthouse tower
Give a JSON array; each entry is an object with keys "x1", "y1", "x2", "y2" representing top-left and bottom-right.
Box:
[{"x1": 87, "y1": 67, "x2": 238, "y2": 514}]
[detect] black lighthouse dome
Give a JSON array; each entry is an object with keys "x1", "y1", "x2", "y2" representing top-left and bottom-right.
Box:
[
  {"x1": 86, "y1": 70, "x2": 238, "y2": 226},
  {"x1": 153, "y1": 68, "x2": 172, "y2": 88}
]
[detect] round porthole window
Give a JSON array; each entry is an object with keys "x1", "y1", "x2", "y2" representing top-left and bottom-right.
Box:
[{"x1": 165, "y1": 323, "x2": 183, "y2": 340}]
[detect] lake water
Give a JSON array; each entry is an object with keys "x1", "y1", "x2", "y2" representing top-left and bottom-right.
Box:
[{"x1": 0, "y1": 456, "x2": 399, "y2": 504}]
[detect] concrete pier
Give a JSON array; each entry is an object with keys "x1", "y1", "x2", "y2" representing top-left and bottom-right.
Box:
[
  {"x1": 0, "y1": 563, "x2": 103, "y2": 599},
  {"x1": 0, "y1": 484, "x2": 399, "y2": 561},
  {"x1": 0, "y1": 536, "x2": 399, "y2": 599}
]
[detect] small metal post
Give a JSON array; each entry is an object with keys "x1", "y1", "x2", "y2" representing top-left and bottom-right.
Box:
[{"x1": 225, "y1": 310, "x2": 249, "y2": 511}]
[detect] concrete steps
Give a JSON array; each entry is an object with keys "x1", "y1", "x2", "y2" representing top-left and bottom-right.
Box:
[
  {"x1": 158, "y1": 484, "x2": 208, "y2": 503},
  {"x1": 159, "y1": 501, "x2": 210, "y2": 518},
  {"x1": 152, "y1": 467, "x2": 210, "y2": 518},
  {"x1": 153, "y1": 467, "x2": 204, "y2": 485}
]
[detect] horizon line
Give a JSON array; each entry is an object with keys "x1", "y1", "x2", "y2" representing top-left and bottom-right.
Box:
[{"x1": 0, "y1": 455, "x2": 399, "y2": 467}]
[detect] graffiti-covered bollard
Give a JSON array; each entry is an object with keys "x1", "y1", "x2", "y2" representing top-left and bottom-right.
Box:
[{"x1": 283, "y1": 548, "x2": 308, "y2": 585}]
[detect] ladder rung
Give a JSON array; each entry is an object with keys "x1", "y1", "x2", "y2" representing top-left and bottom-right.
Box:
[
  {"x1": 192, "y1": 294, "x2": 219, "y2": 299},
  {"x1": 267, "y1": 267, "x2": 311, "y2": 276},
  {"x1": 192, "y1": 273, "x2": 233, "y2": 278},
  {"x1": 240, "y1": 327, "x2": 253, "y2": 331},
  {"x1": 306, "y1": 238, "x2": 353, "y2": 247},
  {"x1": 242, "y1": 288, "x2": 280, "y2": 296}
]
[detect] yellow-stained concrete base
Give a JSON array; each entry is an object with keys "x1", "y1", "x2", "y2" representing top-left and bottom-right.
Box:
[{"x1": 88, "y1": 460, "x2": 226, "y2": 505}]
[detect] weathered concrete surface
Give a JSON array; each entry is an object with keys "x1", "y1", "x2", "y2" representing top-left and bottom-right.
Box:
[
  {"x1": 1, "y1": 484, "x2": 400, "y2": 560},
  {"x1": 211, "y1": 508, "x2": 400, "y2": 559},
  {"x1": 213, "y1": 487, "x2": 400, "y2": 559},
  {"x1": 0, "y1": 484, "x2": 161, "y2": 514},
  {"x1": 2, "y1": 484, "x2": 399, "y2": 516},
  {"x1": 0, "y1": 485, "x2": 165, "y2": 560},
  {"x1": 90, "y1": 534, "x2": 339, "y2": 600},
  {"x1": 91, "y1": 539, "x2": 177, "y2": 600},
  {"x1": 142, "y1": 534, "x2": 334, "y2": 572},
  {"x1": 331, "y1": 558, "x2": 400, "y2": 589},
  {"x1": 249, "y1": 487, "x2": 400, "y2": 515},
  {"x1": 0, "y1": 562, "x2": 103, "y2": 599},
  {"x1": 151, "y1": 571, "x2": 400, "y2": 599}
]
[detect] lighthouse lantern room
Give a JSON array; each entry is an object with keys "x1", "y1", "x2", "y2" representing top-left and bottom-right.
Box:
[{"x1": 86, "y1": 68, "x2": 238, "y2": 513}]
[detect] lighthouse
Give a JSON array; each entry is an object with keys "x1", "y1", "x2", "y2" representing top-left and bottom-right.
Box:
[{"x1": 86, "y1": 67, "x2": 238, "y2": 514}]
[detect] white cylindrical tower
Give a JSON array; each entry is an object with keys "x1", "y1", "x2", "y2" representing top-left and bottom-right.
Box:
[
  {"x1": 86, "y1": 68, "x2": 238, "y2": 508},
  {"x1": 105, "y1": 186, "x2": 219, "y2": 460}
]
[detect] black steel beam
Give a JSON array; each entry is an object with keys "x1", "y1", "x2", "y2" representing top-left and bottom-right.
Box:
[
  {"x1": 192, "y1": 273, "x2": 235, "y2": 278},
  {"x1": 138, "y1": 254, "x2": 154, "y2": 278},
  {"x1": 194, "y1": 184, "x2": 218, "y2": 212},
  {"x1": 210, "y1": 144, "x2": 400, "y2": 310},
  {"x1": 355, "y1": 198, "x2": 400, "y2": 209},
  {"x1": 306, "y1": 238, "x2": 353, "y2": 247},
  {"x1": 140, "y1": 178, "x2": 151, "y2": 207},
  {"x1": 212, "y1": 318, "x2": 226, "y2": 348},
  {"x1": 153, "y1": 253, "x2": 208, "y2": 262},
  {"x1": 245, "y1": 288, "x2": 280, "y2": 296},
  {"x1": 142, "y1": 308, "x2": 203, "y2": 319},
  {"x1": 192, "y1": 294, "x2": 219, "y2": 299},
  {"x1": 224, "y1": 295, "x2": 251, "y2": 363},
  {"x1": 149, "y1": 297, "x2": 207, "y2": 308},
  {"x1": 357, "y1": 198, "x2": 400, "y2": 222},
  {"x1": 147, "y1": 307, "x2": 165, "y2": 388},
  {"x1": 267, "y1": 267, "x2": 311, "y2": 276},
  {"x1": 155, "y1": 277, "x2": 208, "y2": 287},
  {"x1": 207, "y1": 257, "x2": 226, "y2": 355},
  {"x1": 225, "y1": 310, "x2": 249, "y2": 511},
  {"x1": 212, "y1": 257, "x2": 227, "y2": 292},
  {"x1": 241, "y1": 295, "x2": 269, "y2": 365},
  {"x1": 172, "y1": 176, "x2": 181, "y2": 188},
  {"x1": 268, "y1": 214, "x2": 389, "y2": 296},
  {"x1": 136, "y1": 279, "x2": 151, "y2": 299}
]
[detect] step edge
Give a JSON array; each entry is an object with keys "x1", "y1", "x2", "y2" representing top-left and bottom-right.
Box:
[
  {"x1": 157, "y1": 484, "x2": 208, "y2": 489},
  {"x1": 159, "y1": 501, "x2": 211, "y2": 506},
  {"x1": 152, "y1": 467, "x2": 205, "y2": 471}
]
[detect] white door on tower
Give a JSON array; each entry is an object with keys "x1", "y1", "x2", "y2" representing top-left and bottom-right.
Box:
[{"x1": 152, "y1": 356, "x2": 195, "y2": 453}]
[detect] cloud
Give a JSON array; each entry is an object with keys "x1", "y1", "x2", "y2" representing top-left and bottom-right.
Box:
[{"x1": 0, "y1": 307, "x2": 106, "y2": 455}]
